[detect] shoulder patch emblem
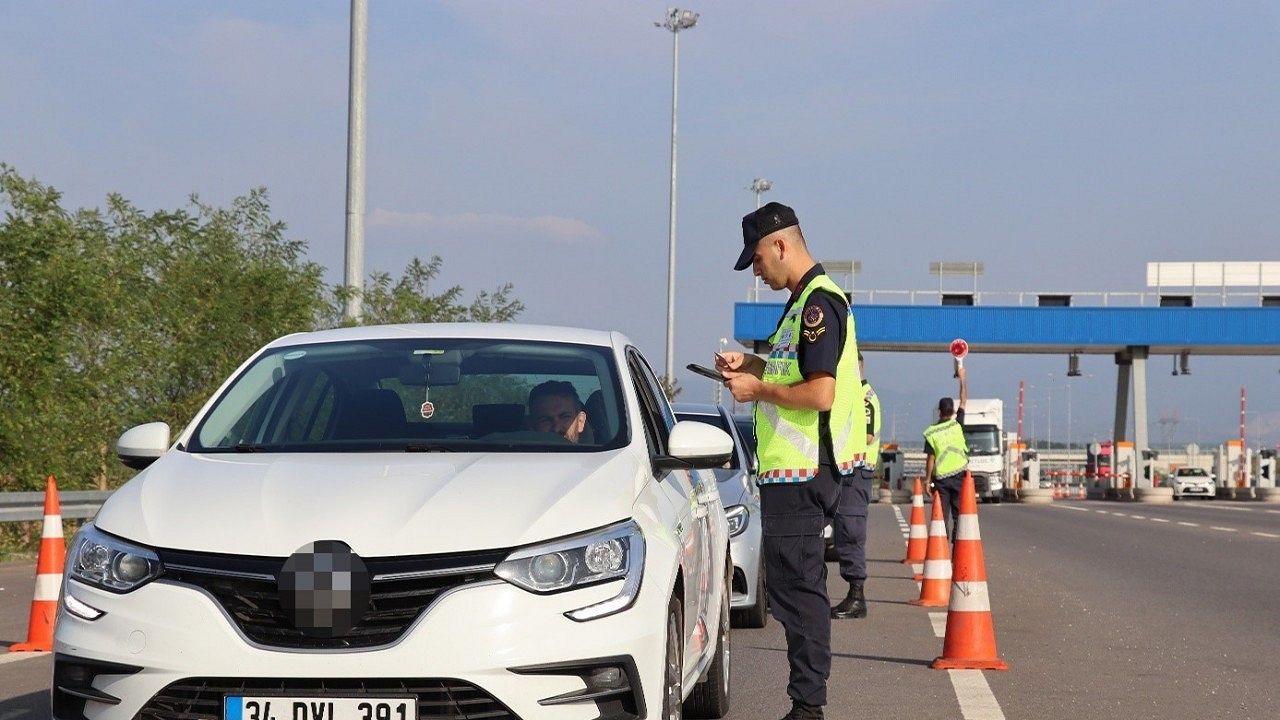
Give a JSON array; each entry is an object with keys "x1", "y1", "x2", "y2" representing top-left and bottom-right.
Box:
[
  {"x1": 802, "y1": 326, "x2": 827, "y2": 343},
  {"x1": 802, "y1": 304, "x2": 823, "y2": 328}
]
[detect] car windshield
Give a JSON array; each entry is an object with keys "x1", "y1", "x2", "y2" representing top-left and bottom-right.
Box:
[
  {"x1": 1178, "y1": 468, "x2": 1208, "y2": 477},
  {"x1": 189, "y1": 338, "x2": 628, "y2": 453},
  {"x1": 675, "y1": 413, "x2": 740, "y2": 470},
  {"x1": 963, "y1": 425, "x2": 1001, "y2": 455}
]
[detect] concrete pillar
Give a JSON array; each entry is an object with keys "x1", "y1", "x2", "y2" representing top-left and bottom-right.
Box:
[
  {"x1": 1132, "y1": 346, "x2": 1150, "y2": 487},
  {"x1": 1113, "y1": 352, "x2": 1131, "y2": 442}
]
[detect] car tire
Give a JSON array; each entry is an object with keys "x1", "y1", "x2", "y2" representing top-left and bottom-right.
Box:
[
  {"x1": 990, "y1": 496, "x2": 1002, "y2": 504},
  {"x1": 685, "y1": 563, "x2": 732, "y2": 719},
  {"x1": 732, "y1": 563, "x2": 768, "y2": 629},
  {"x1": 662, "y1": 595, "x2": 684, "y2": 720}
]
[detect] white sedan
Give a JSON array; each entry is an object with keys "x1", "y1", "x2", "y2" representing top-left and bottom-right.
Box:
[
  {"x1": 1171, "y1": 466, "x2": 1216, "y2": 500},
  {"x1": 56, "y1": 324, "x2": 734, "y2": 720}
]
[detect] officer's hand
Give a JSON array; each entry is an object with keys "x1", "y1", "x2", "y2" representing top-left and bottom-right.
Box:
[
  {"x1": 928, "y1": 480, "x2": 939, "y2": 493},
  {"x1": 722, "y1": 370, "x2": 763, "y2": 403},
  {"x1": 715, "y1": 352, "x2": 746, "y2": 372}
]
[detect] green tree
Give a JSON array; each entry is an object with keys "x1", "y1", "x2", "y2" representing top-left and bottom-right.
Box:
[{"x1": 327, "y1": 255, "x2": 524, "y2": 326}]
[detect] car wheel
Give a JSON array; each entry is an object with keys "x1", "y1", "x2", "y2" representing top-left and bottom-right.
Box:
[
  {"x1": 685, "y1": 563, "x2": 732, "y2": 718},
  {"x1": 733, "y1": 563, "x2": 769, "y2": 629},
  {"x1": 663, "y1": 595, "x2": 684, "y2": 720}
]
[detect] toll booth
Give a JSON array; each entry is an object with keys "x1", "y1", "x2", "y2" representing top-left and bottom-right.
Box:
[
  {"x1": 1253, "y1": 450, "x2": 1276, "y2": 489},
  {"x1": 1219, "y1": 439, "x2": 1251, "y2": 491},
  {"x1": 1112, "y1": 441, "x2": 1137, "y2": 490},
  {"x1": 1019, "y1": 449, "x2": 1040, "y2": 491},
  {"x1": 1140, "y1": 449, "x2": 1159, "y2": 488},
  {"x1": 879, "y1": 444, "x2": 905, "y2": 491},
  {"x1": 1004, "y1": 440, "x2": 1025, "y2": 499}
]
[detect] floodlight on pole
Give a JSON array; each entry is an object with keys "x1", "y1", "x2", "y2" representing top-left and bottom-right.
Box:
[
  {"x1": 748, "y1": 178, "x2": 772, "y2": 300},
  {"x1": 656, "y1": 7, "x2": 698, "y2": 382}
]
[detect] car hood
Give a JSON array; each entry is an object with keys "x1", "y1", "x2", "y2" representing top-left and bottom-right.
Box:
[{"x1": 95, "y1": 449, "x2": 641, "y2": 557}]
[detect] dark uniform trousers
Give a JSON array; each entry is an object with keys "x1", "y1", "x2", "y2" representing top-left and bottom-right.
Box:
[
  {"x1": 759, "y1": 463, "x2": 841, "y2": 708},
  {"x1": 833, "y1": 466, "x2": 875, "y2": 583},
  {"x1": 934, "y1": 470, "x2": 966, "y2": 541}
]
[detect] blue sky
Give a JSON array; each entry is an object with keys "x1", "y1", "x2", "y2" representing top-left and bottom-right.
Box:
[{"x1": 3, "y1": 1, "x2": 1279, "y2": 447}]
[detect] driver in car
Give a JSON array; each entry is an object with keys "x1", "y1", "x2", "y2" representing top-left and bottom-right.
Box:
[{"x1": 528, "y1": 380, "x2": 589, "y2": 443}]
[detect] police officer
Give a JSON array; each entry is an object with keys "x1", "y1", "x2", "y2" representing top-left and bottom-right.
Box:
[
  {"x1": 716, "y1": 202, "x2": 865, "y2": 720},
  {"x1": 831, "y1": 352, "x2": 878, "y2": 619},
  {"x1": 924, "y1": 363, "x2": 969, "y2": 540}
]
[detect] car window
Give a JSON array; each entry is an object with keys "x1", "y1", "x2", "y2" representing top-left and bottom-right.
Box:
[
  {"x1": 190, "y1": 338, "x2": 627, "y2": 453},
  {"x1": 627, "y1": 349, "x2": 668, "y2": 456}
]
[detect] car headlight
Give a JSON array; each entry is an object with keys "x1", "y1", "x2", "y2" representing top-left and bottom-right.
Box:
[
  {"x1": 496, "y1": 520, "x2": 645, "y2": 621},
  {"x1": 725, "y1": 505, "x2": 749, "y2": 537},
  {"x1": 67, "y1": 524, "x2": 162, "y2": 593}
]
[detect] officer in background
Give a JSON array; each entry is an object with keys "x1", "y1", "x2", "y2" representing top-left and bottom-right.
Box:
[
  {"x1": 716, "y1": 202, "x2": 865, "y2": 720},
  {"x1": 924, "y1": 363, "x2": 969, "y2": 540},
  {"x1": 831, "y1": 352, "x2": 878, "y2": 619}
]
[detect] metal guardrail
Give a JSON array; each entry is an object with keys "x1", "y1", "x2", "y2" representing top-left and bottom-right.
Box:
[{"x1": 0, "y1": 491, "x2": 111, "y2": 523}]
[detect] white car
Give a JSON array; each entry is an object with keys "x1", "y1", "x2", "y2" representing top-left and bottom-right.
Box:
[
  {"x1": 673, "y1": 404, "x2": 766, "y2": 629},
  {"x1": 54, "y1": 324, "x2": 734, "y2": 720},
  {"x1": 1171, "y1": 466, "x2": 1216, "y2": 500}
]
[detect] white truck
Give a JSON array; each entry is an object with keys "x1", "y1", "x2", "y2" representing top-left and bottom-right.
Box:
[{"x1": 957, "y1": 398, "x2": 1005, "y2": 503}]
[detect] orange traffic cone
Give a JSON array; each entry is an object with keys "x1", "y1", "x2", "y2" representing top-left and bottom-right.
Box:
[
  {"x1": 901, "y1": 477, "x2": 927, "y2": 565},
  {"x1": 932, "y1": 472, "x2": 1008, "y2": 670},
  {"x1": 910, "y1": 491, "x2": 951, "y2": 607},
  {"x1": 1077, "y1": 483, "x2": 1086, "y2": 500},
  {"x1": 9, "y1": 476, "x2": 66, "y2": 653}
]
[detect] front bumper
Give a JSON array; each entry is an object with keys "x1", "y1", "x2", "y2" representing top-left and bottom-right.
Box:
[{"x1": 54, "y1": 569, "x2": 667, "y2": 720}]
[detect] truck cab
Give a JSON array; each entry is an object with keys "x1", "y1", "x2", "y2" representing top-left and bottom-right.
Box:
[{"x1": 955, "y1": 398, "x2": 1005, "y2": 503}]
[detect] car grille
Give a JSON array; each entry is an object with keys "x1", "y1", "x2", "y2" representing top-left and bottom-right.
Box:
[
  {"x1": 134, "y1": 677, "x2": 518, "y2": 720},
  {"x1": 156, "y1": 547, "x2": 509, "y2": 650},
  {"x1": 971, "y1": 475, "x2": 990, "y2": 493}
]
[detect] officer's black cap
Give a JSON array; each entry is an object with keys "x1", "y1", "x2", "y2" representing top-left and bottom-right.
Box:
[
  {"x1": 734, "y1": 202, "x2": 799, "y2": 271},
  {"x1": 938, "y1": 397, "x2": 955, "y2": 414}
]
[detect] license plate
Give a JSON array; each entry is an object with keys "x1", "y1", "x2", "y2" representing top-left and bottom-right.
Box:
[{"x1": 225, "y1": 697, "x2": 414, "y2": 720}]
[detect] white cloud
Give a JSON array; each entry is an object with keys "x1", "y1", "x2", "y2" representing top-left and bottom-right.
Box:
[{"x1": 370, "y1": 208, "x2": 601, "y2": 244}]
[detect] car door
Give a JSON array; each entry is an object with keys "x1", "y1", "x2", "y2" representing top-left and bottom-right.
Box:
[{"x1": 626, "y1": 349, "x2": 713, "y2": 673}]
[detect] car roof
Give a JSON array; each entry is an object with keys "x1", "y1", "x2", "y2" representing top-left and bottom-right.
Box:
[{"x1": 264, "y1": 323, "x2": 627, "y2": 350}]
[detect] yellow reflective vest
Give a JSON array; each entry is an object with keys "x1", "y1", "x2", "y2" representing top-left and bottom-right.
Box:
[
  {"x1": 754, "y1": 274, "x2": 866, "y2": 484},
  {"x1": 925, "y1": 418, "x2": 968, "y2": 478}
]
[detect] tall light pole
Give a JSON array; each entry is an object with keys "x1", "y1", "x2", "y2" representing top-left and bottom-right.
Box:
[
  {"x1": 657, "y1": 7, "x2": 698, "y2": 381},
  {"x1": 748, "y1": 178, "x2": 772, "y2": 300},
  {"x1": 343, "y1": 0, "x2": 368, "y2": 322}
]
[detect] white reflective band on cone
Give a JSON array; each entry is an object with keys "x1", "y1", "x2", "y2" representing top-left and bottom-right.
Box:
[
  {"x1": 911, "y1": 563, "x2": 923, "y2": 577},
  {"x1": 909, "y1": 525, "x2": 928, "y2": 538},
  {"x1": 948, "y1": 581, "x2": 991, "y2": 612},
  {"x1": 41, "y1": 516, "x2": 63, "y2": 539},
  {"x1": 929, "y1": 520, "x2": 946, "y2": 535},
  {"x1": 913, "y1": 495, "x2": 924, "y2": 507},
  {"x1": 34, "y1": 574, "x2": 61, "y2": 601},
  {"x1": 956, "y1": 515, "x2": 981, "y2": 541},
  {"x1": 923, "y1": 560, "x2": 952, "y2": 579}
]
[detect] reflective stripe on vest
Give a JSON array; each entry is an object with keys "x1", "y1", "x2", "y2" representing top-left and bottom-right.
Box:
[
  {"x1": 925, "y1": 418, "x2": 968, "y2": 478},
  {"x1": 754, "y1": 274, "x2": 867, "y2": 484},
  {"x1": 864, "y1": 382, "x2": 881, "y2": 470}
]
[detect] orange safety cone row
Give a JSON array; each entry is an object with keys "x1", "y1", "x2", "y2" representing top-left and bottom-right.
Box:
[
  {"x1": 932, "y1": 472, "x2": 1009, "y2": 671},
  {"x1": 9, "y1": 475, "x2": 66, "y2": 653},
  {"x1": 901, "y1": 477, "x2": 928, "y2": 565},
  {"x1": 1077, "y1": 483, "x2": 1087, "y2": 500},
  {"x1": 910, "y1": 491, "x2": 951, "y2": 607}
]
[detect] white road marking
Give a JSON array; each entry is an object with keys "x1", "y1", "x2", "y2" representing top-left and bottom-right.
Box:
[
  {"x1": 1059, "y1": 505, "x2": 1090, "y2": 512},
  {"x1": 1151, "y1": 518, "x2": 1170, "y2": 523},
  {"x1": 0, "y1": 651, "x2": 49, "y2": 665},
  {"x1": 929, "y1": 612, "x2": 947, "y2": 637},
  {"x1": 1251, "y1": 532, "x2": 1280, "y2": 539},
  {"x1": 1267, "y1": 510, "x2": 1280, "y2": 515},
  {"x1": 1094, "y1": 509, "x2": 1109, "y2": 514},
  {"x1": 1178, "y1": 521, "x2": 1200, "y2": 527},
  {"x1": 1128, "y1": 514, "x2": 1147, "y2": 519},
  {"x1": 1209, "y1": 526, "x2": 1237, "y2": 532},
  {"x1": 949, "y1": 670, "x2": 1007, "y2": 720}
]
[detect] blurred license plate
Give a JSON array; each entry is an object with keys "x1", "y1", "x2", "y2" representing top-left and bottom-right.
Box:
[{"x1": 225, "y1": 697, "x2": 414, "y2": 720}]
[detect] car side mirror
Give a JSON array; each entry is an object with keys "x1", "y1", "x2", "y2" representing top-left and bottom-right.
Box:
[
  {"x1": 116, "y1": 422, "x2": 171, "y2": 470},
  {"x1": 749, "y1": 452, "x2": 759, "y2": 476},
  {"x1": 656, "y1": 421, "x2": 734, "y2": 471}
]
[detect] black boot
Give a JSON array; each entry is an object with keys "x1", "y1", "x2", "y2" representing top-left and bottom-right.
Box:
[
  {"x1": 831, "y1": 582, "x2": 867, "y2": 619},
  {"x1": 779, "y1": 700, "x2": 824, "y2": 720}
]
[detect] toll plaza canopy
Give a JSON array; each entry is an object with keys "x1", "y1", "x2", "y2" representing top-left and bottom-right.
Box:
[{"x1": 733, "y1": 304, "x2": 1280, "y2": 355}]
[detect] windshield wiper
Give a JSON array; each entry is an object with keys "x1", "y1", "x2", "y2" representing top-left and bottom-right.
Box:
[
  {"x1": 233, "y1": 442, "x2": 272, "y2": 453},
  {"x1": 403, "y1": 443, "x2": 454, "y2": 453}
]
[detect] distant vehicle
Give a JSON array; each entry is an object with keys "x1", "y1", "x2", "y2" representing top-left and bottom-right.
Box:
[
  {"x1": 1171, "y1": 466, "x2": 1216, "y2": 500},
  {"x1": 1086, "y1": 440, "x2": 1114, "y2": 482},
  {"x1": 676, "y1": 404, "x2": 767, "y2": 629},
  {"x1": 955, "y1": 398, "x2": 1005, "y2": 503}
]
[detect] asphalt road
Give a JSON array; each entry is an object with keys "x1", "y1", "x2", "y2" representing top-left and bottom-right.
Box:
[{"x1": 2, "y1": 498, "x2": 1278, "y2": 720}]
